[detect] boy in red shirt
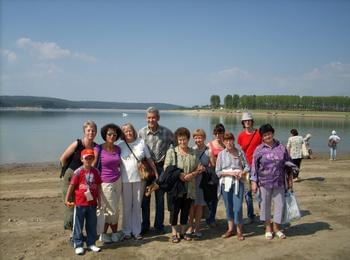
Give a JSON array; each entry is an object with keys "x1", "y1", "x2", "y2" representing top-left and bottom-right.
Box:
[{"x1": 65, "y1": 149, "x2": 102, "y2": 255}]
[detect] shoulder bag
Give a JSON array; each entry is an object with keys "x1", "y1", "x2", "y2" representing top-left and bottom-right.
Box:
[{"x1": 125, "y1": 141, "x2": 155, "y2": 181}]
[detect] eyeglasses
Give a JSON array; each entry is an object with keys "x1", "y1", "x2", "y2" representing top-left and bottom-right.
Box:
[
  {"x1": 107, "y1": 132, "x2": 117, "y2": 137},
  {"x1": 214, "y1": 132, "x2": 224, "y2": 136}
]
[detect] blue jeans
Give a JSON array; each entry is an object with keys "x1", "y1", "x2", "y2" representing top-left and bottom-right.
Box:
[
  {"x1": 73, "y1": 205, "x2": 97, "y2": 247},
  {"x1": 142, "y1": 163, "x2": 165, "y2": 231},
  {"x1": 221, "y1": 182, "x2": 244, "y2": 225},
  {"x1": 330, "y1": 147, "x2": 337, "y2": 160},
  {"x1": 244, "y1": 189, "x2": 255, "y2": 219},
  {"x1": 206, "y1": 197, "x2": 218, "y2": 225}
]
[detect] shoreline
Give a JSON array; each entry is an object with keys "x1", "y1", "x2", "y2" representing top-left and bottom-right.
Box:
[{"x1": 169, "y1": 109, "x2": 350, "y2": 119}]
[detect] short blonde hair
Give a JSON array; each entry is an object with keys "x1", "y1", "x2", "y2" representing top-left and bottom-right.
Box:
[
  {"x1": 83, "y1": 120, "x2": 97, "y2": 133},
  {"x1": 192, "y1": 128, "x2": 206, "y2": 139}
]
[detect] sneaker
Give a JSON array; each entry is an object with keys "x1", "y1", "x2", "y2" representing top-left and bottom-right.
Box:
[
  {"x1": 75, "y1": 247, "x2": 84, "y2": 255},
  {"x1": 111, "y1": 232, "x2": 124, "y2": 242},
  {"x1": 99, "y1": 233, "x2": 112, "y2": 243},
  {"x1": 88, "y1": 245, "x2": 101, "y2": 252}
]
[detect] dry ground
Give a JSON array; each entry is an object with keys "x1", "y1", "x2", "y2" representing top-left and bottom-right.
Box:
[{"x1": 0, "y1": 155, "x2": 349, "y2": 260}]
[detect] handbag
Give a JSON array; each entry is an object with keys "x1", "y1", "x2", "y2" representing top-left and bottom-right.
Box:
[
  {"x1": 138, "y1": 158, "x2": 156, "y2": 181},
  {"x1": 125, "y1": 141, "x2": 155, "y2": 181},
  {"x1": 301, "y1": 142, "x2": 309, "y2": 159},
  {"x1": 282, "y1": 190, "x2": 301, "y2": 224}
]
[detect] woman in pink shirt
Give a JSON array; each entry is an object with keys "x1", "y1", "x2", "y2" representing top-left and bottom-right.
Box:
[{"x1": 93, "y1": 123, "x2": 123, "y2": 244}]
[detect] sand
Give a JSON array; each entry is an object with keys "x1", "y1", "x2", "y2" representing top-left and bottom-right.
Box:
[{"x1": 0, "y1": 155, "x2": 349, "y2": 260}]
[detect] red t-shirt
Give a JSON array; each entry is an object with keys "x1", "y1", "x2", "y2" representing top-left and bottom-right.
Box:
[
  {"x1": 237, "y1": 129, "x2": 262, "y2": 166},
  {"x1": 70, "y1": 166, "x2": 102, "y2": 206}
]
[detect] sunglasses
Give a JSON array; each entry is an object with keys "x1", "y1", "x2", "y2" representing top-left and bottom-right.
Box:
[{"x1": 107, "y1": 132, "x2": 117, "y2": 137}]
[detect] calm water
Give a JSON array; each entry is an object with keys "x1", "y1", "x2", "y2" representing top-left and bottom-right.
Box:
[{"x1": 0, "y1": 109, "x2": 348, "y2": 164}]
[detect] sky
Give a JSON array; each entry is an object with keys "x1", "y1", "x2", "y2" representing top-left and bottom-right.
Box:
[{"x1": 1, "y1": 0, "x2": 350, "y2": 106}]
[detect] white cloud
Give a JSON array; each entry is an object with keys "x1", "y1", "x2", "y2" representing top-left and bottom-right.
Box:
[
  {"x1": 73, "y1": 52, "x2": 97, "y2": 63},
  {"x1": 210, "y1": 67, "x2": 252, "y2": 84},
  {"x1": 304, "y1": 62, "x2": 350, "y2": 80},
  {"x1": 16, "y1": 37, "x2": 97, "y2": 62},
  {"x1": 1, "y1": 49, "x2": 18, "y2": 63},
  {"x1": 16, "y1": 37, "x2": 70, "y2": 59}
]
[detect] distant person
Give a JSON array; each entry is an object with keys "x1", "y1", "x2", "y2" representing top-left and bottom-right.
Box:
[
  {"x1": 328, "y1": 130, "x2": 341, "y2": 160},
  {"x1": 59, "y1": 121, "x2": 97, "y2": 241},
  {"x1": 216, "y1": 132, "x2": 249, "y2": 241},
  {"x1": 237, "y1": 112, "x2": 262, "y2": 224},
  {"x1": 286, "y1": 128, "x2": 303, "y2": 181},
  {"x1": 93, "y1": 123, "x2": 123, "y2": 243},
  {"x1": 303, "y1": 133, "x2": 313, "y2": 159},
  {"x1": 163, "y1": 127, "x2": 204, "y2": 243},
  {"x1": 119, "y1": 123, "x2": 157, "y2": 240},
  {"x1": 206, "y1": 123, "x2": 226, "y2": 227},
  {"x1": 251, "y1": 124, "x2": 293, "y2": 240},
  {"x1": 139, "y1": 107, "x2": 174, "y2": 235},
  {"x1": 65, "y1": 149, "x2": 102, "y2": 255}
]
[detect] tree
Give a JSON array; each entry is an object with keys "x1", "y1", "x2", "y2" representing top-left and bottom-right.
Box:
[
  {"x1": 210, "y1": 95, "x2": 221, "y2": 109},
  {"x1": 223, "y1": 95, "x2": 233, "y2": 109}
]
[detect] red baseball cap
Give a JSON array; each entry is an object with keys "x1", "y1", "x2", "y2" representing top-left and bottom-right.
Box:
[{"x1": 81, "y1": 149, "x2": 95, "y2": 159}]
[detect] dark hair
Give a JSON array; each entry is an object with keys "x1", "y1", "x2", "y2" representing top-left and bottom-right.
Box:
[
  {"x1": 175, "y1": 127, "x2": 191, "y2": 140},
  {"x1": 290, "y1": 128, "x2": 298, "y2": 136},
  {"x1": 241, "y1": 120, "x2": 254, "y2": 128},
  {"x1": 259, "y1": 124, "x2": 275, "y2": 135},
  {"x1": 223, "y1": 132, "x2": 235, "y2": 141},
  {"x1": 101, "y1": 123, "x2": 123, "y2": 141},
  {"x1": 213, "y1": 123, "x2": 225, "y2": 134}
]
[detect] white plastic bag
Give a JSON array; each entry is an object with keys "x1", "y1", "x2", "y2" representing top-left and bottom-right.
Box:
[{"x1": 282, "y1": 190, "x2": 301, "y2": 224}]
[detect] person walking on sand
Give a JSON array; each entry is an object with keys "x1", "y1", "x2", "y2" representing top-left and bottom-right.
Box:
[
  {"x1": 139, "y1": 107, "x2": 174, "y2": 235},
  {"x1": 328, "y1": 130, "x2": 341, "y2": 161},
  {"x1": 60, "y1": 121, "x2": 98, "y2": 242},
  {"x1": 65, "y1": 149, "x2": 102, "y2": 255},
  {"x1": 286, "y1": 128, "x2": 303, "y2": 181},
  {"x1": 237, "y1": 112, "x2": 261, "y2": 224}
]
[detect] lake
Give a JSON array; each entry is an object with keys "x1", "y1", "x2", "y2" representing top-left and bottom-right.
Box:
[{"x1": 0, "y1": 109, "x2": 348, "y2": 164}]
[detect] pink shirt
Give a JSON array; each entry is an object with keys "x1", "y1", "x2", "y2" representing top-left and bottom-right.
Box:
[{"x1": 95, "y1": 145, "x2": 121, "y2": 183}]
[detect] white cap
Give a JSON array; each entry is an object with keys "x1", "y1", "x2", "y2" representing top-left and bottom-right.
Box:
[
  {"x1": 332, "y1": 130, "x2": 336, "y2": 135},
  {"x1": 241, "y1": 112, "x2": 253, "y2": 122}
]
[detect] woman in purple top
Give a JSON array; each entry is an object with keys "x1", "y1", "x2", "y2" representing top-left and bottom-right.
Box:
[
  {"x1": 93, "y1": 123, "x2": 124, "y2": 243},
  {"x1": 250, "y1": 124, "x2": 292, "y2": 240}
]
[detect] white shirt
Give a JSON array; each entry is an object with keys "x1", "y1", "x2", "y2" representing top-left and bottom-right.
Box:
[{"x1": 119, "y1": 138, "x2": 151, "y2": 183}]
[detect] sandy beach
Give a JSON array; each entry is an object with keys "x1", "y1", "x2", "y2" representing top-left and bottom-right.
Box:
[{"x1": 0, "y1": 154, "x2": 349, "y2": 260}]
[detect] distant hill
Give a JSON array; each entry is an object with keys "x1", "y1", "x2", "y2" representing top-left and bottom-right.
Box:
[{"x1": 0, "y1": 96, "x2": 185, "y2": 110}]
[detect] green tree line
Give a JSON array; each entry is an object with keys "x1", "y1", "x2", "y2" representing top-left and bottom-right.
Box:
[{"x1": 209, "y1": 94, "x2": 350, "y2": 112}]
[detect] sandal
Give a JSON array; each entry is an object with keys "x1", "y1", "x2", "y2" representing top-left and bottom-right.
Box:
[
  {"x1": 180, "y1": 233, "x2": 192, "y2": 241},
  {"x1": 265, "y1": 231, "x2": 273, "y2": 240},
  {"x1": 171, "y1": 235, "x2": 179, "y2": 243},
  {"x1": 237, "y1": 233, "x2": 245, "y2": 241},
  {"x1": 275, "y1": 230, "x2": 286, "y2": 239},
  {"x1": 221, "y1": 230, "x2": 234, "y2": 239}
]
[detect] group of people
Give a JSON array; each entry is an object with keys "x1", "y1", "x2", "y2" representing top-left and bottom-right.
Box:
[{"x1": 59, "y1": 108, "x2": 317, "y2": 255}]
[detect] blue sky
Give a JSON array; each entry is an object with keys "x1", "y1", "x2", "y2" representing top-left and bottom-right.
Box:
[{"x1": 1, "y1": 0, "x2": 350, "y2": 106}]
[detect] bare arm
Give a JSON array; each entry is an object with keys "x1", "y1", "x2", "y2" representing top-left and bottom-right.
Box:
[
  {"x1": 65, "y1": 184, "x2": 75, "y2": 207},
  {"x1": 59, "y1": 140, "x2": 78, "y2": 166}
]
